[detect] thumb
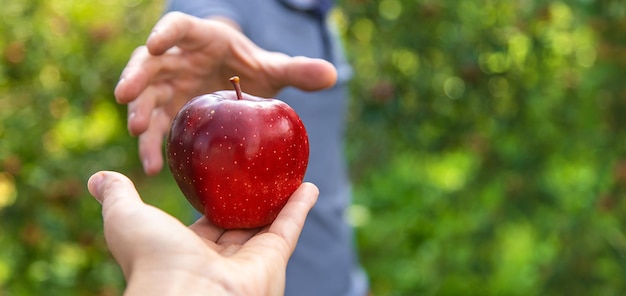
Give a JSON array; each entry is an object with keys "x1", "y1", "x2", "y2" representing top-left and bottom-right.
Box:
[
  {"x1": 282, "y1": 56, "x2": 337, "y2": 92},
  {"x1": 87, "y1": 171, "x2": 139, "y2": 204},
  {"x1": 87, "y1": 171, "x2": 143, "y2": 210},
  {"x1": 87, "y1": 171, "x2": 146, "y2": 276}
]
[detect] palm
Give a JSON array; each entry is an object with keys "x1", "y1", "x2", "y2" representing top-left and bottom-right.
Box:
[
  {"x1": 131, "y1": 215, "x2": 288, "y2": 295},
  {"x1": 189, "y1": 218, "x2": 290, "y2": 295}
]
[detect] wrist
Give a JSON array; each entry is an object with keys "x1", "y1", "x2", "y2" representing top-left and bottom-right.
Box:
[{"x1": 124, "y1": 268, "x2": 230, "y2": 296}]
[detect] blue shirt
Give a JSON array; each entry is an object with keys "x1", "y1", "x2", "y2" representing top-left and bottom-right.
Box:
[{"x1": 166, "y1": 1, "x2": 367, "y2": 295}]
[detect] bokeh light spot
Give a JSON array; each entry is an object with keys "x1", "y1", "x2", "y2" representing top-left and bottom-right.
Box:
[
  {"x1": 379, "y1": 0, "x2": 402, "y2": 20},
  {"x1": 0, "y1": 173, "x2": 17, "y2": 210},
  {"x1": 443, "y1": 76, "x2": 465, "y2": 99}
]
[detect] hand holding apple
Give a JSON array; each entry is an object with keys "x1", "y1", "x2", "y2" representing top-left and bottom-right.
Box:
[
  {"x1": 87, "y1": 170, "x2": 318, "y2": 295},
  {"x1": 167, "y1": 76, "x2": 309, "y2": 229}
]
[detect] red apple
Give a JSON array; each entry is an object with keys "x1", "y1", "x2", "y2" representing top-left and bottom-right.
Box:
[{"x1": 166, "y1": 76, "x2": 309, "y2": 229}]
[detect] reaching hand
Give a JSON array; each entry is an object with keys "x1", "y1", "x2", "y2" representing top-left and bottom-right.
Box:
[
  {"x1": 114, "y1": 12, "x2": 337, "y2": 175},
  {"x1": 87, "y1": 171, "x2": 319, "y2": 296}
]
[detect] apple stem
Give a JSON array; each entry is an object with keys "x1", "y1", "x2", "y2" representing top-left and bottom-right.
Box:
[{"x1": 230, "y1": 76, "x2": 243, "y2": 100}]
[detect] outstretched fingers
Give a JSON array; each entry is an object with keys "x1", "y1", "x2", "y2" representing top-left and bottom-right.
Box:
[
  {"x1": 127, "y1": 83, "x2": 174, "y2": 136},
  {"x1": 138, "y1": 109, "x2": 172, "y2": 175},
  {"x1": 115, "y1": 46, "x2": 163, "y2": 104},
  {"x1": 147, "y1": 11, "x2": 228, "y2": 55}
]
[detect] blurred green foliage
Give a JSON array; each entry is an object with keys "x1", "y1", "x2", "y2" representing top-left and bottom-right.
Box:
[
  {"x1": 338, "y1": 0, "x2": 626, "y2": 295},
  {"x1": 0, "y1": 0, "x2": 184, "y2": 294},
  {"x1": 2, "y1": 0, "x2": 626, "y2": 295}
]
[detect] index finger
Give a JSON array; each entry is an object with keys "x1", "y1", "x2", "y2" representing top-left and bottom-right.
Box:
[
  {"x1": 115, "y1": 45, "x2": 183, "y2": 105},
  {"x1": 146, "y1": 11, "x2": 230, "y2": 55}
]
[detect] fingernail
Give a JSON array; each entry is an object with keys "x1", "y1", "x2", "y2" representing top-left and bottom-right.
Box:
[
  {"x1": 147, "y1": 30, "x2": 158, "y2": 42},
  {"x1": 88, "y1": 172, "x2": 106, "y2": 204},
  {"x1": 116, "y1": 78, "x2": 125, "y2": 88},
  {"x1": 114, "y1": 78, "x2": 125, "y2": 97},
  {"x1": 142, "y1": 158, "x2": 151, "y2": 172}
]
